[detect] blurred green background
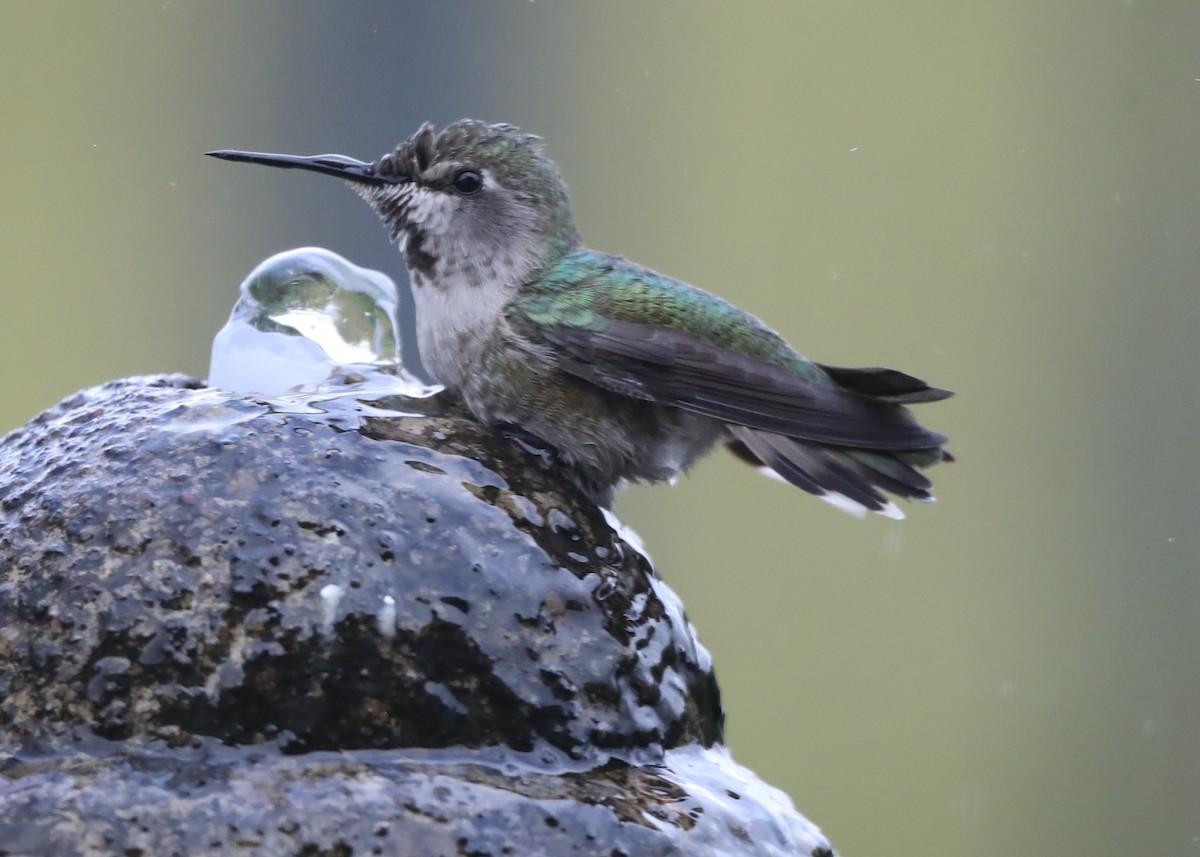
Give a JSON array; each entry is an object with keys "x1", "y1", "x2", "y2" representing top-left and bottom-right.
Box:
[{"x1": 3, "y1": 2, "x2": 1198, "y2": 854}]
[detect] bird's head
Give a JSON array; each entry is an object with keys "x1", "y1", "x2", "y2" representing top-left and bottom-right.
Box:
[{"x1": 210, "y1": 120, "x2": 580, "y2": 289}]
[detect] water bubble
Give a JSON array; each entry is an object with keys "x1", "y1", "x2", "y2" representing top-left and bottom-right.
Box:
[{"x1": 210, "y1": 248, "x2": 414, "y2": 395}]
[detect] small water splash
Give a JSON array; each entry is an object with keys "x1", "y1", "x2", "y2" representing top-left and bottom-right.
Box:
[
  {"x1": 601, "y1": 506, "x2": 653, "y2": 566},
  {"x1": 209, "y1": 247, "x2": 424, "y2": 396},
  {"x1": 319, "y1": 583, "x2": 344, "y2": 635}
]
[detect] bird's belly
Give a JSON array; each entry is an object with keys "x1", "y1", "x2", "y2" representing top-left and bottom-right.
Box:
[
  {"x1": 525, "y1": 403, "x2": 722, "y2": 488},
  {"x1": 462, "y1": 364, "x2": 723, "y2": 490}
]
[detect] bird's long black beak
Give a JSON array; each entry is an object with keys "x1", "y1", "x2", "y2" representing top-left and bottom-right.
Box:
[{"x1": 206, "y1": 150, "x2": 405, "y2": 186}]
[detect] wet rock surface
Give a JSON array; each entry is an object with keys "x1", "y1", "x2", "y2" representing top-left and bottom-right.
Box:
[{"x1": 0, "y1": 376, "x2": 834, "y2": 856}]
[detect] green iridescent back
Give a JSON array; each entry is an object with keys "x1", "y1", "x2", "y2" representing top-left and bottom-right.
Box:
[{"x1": 511, "y1": 250, "x2": 832, "y2": 385}]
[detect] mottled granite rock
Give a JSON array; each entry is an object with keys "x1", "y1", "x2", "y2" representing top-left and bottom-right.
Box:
[{"x1": 0, "y1": 376, "x2": 834, "y2": 857}]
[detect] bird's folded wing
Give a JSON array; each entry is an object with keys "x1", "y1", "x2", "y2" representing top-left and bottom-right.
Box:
[{"x1": 530, "y1": 317, "x2": 948, "y2": 451}]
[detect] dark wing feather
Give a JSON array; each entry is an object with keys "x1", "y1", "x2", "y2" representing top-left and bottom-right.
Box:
[
  {"x1": 537, "y1": 318, "x2": 948, "y2": 451},
  {"x1": 815, "y1": 364, "x2": 954, "y2": 404}
]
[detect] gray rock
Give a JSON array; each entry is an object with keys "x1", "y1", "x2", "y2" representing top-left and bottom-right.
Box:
[{"x1": 0, "y1": 376, "x2": 835, "y2": 856}]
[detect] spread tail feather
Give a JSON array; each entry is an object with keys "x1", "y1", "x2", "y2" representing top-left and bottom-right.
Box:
[{"x1": 726, "y1": 427, "x2": 951, "y2": 519}]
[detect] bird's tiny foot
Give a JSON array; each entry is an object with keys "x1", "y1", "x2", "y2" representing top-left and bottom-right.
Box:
[{"x1": 495, "y1": 423, "x2": 555, "y2": 464}]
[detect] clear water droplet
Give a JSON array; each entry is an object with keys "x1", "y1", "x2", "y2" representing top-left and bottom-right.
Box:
[{"x1": 210, "y1": 248, "x2": 415, "y2": 395}]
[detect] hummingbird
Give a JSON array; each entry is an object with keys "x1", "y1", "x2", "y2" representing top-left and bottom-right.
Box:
[{"x1": 209, "y1": 120, "x2": 953, "y2": 517}]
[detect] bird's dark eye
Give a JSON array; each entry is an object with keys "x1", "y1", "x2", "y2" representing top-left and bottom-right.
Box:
[{"x1": 452, "y1": 169, "x2": 483, "y2": 195}]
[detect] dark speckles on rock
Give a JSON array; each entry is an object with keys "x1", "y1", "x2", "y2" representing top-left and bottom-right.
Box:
[
  {"x1": 405, "y1": 459, "x2": 446, "y2": 476},
  {"x1": 0, "y1": 375, "x2": 836, "y2": 856}
]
